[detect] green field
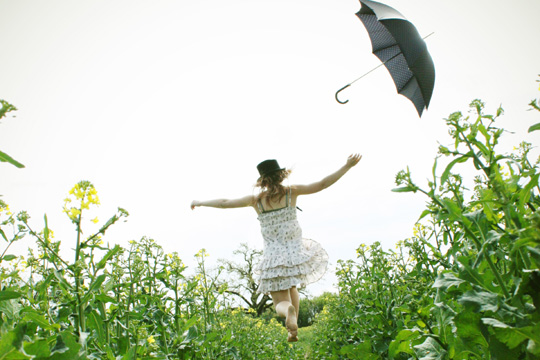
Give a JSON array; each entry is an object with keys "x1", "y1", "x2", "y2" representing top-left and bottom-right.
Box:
[{"x1": 1, "y1": 95, "x2": 540, "y2": 359}]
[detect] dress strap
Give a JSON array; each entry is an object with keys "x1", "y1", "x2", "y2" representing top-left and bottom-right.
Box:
[
  {"x1": 287, "y1": 187, "x2": 292, "y2": 207},
  {"x1": 257, "y1": 198, "x2": 265, "y2": 213}
]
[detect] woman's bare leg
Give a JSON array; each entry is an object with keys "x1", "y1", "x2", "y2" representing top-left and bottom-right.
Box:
[
  {"x1": 290, "y1": 286, "x2": 300, "y2": 316},
  {"x1": 271, "y1": 288, "x2": 298, "y2": 342}
]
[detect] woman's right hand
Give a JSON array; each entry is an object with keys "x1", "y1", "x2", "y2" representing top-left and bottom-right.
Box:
[{"x1": 346, "y1": 153, "x2": 362, "y2": 168}]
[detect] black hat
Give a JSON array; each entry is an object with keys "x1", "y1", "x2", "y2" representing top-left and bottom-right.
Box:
[{"x1": 257, "y1": 159, "x2": 284, "y2": 177}]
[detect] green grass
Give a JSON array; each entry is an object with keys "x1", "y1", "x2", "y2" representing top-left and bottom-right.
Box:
[{"x1": 295, "y1": 326, "x2": 316, "y2": 359}]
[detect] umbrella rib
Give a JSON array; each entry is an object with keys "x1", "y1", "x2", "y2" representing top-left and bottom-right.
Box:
[
  {"x1": 372, "y1": 32, "x2": 434, "y2": 58},
  {"x1": 347, "y1": 32, "x2": 434, "y2": 86}
]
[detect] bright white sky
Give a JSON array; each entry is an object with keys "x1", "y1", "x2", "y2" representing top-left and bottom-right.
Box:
[{"x1": 1, "y1": 0, "x2": 539, "y2": 295}]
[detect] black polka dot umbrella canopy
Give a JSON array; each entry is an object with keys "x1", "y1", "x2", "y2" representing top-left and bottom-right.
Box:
[{"x1": 335, "y1": 0, "x2": 435, "y2": 117}]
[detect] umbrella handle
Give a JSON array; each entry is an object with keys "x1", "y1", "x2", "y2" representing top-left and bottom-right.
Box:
[{"x1": 335, "y1": 84, "x2": 351, "y2": 104}]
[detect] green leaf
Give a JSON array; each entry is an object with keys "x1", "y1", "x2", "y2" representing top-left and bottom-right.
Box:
[
  {"x1": 96, "y1": 245, "x2": 121, "y2": 271},
  {"x1": 454, "y1": 310, "x2": 488, "y2": 349},
  {"x1": 43, "y1": 214, "x2": 50, "y2": 243},
  {"x1": 98, "y1": 213, "x2": 123, "y2": 235},
  {"x1": 475, "y1": 143, "x2": 490, "y2": 159},
  {"x1": 442, "y1": 198, "x2": 463, "y2": 220},
  {"x1": 432, "y1": 157, "x2": 438, "y2": 188},
  {"x1": 24, "y1": 338, "x2": 51, "y2": 358},
  {"x1": 1, "y1": 254, "x2": 17, "y2": 261},
  {"x1": 22, "y1": 310, "x2": 60, "y2": 331},
  {"x1": 458, "y1": 290, "x2": 499, "y2": 312},
  {"x1": 417, "y1": 209, "x2": 432, "y2": 222},
  {"x1": 53, "y1": 270, "x2": 73, "y2": 291},
  {"x1": 0, "y1": 150, "x2": 25, "y2": 168},
  {"x1": 527, "y1": 247, "x2": 540, "y2": 269},
  {"x1": 0, "y1": 228, "x2": 8, "y2": 242},
  {"x1": 0, "y1": 100, "x2": 17, "y2": 118},
  {"x1": 86, "y1": 310, "x2": 106, "y2": 344},
  {"x1": 433, "y1": 271, "x2": 465, "y2": 290},
  {"x1": 441, "y1": 154, "x2": 470, "y2": 186},
  {"x1": 0, "y1": 328, "x2": 32, "y2": 359},
  {"x1": 389, "y1": 330, "x2": 419, "y2": 358},
  {"x1": 182, "y1": 325, "x2": 199, "y2": 344},
  {"x1": 519, "y1": 173, "x2": 539, "y2": 208},
  {"x1": 391, "y1": 186, "x2": 418, "y2": 193},
  {"x1": 481, "y1": 318, "x2": 540, "y2": 349},
  {"x1": 81, "y1": 274, "x2": 107, "y2": 304},
  {"x1": 414, "y1": 337, "x2": 447, "y2": 360},
  {"x1": 477, "y1": 123, "x2": 491, "y2": 142},
  {"x1": 95, "y1": 294, "x2": 117, "y2": 304},
  {"x1": 49, "y1": 331, "x2": 81, "y2": 360},
  {"x1": 0, "y1": 290, "x2": 22, "y2": 301},
  {"x1": 50, "y1": 335, "x2": 68, "y2": 355},
  {"x1": 121, "y1": 347, "x2": 137, "y2": 360},
  {"x1": 528, "y1": 122, "x2": 540, "y2": 133},
  {"x1": 457, "y1": 257, "x2": 496, "y2": 292}
]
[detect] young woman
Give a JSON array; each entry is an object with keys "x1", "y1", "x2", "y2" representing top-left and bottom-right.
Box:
[{"x1": 190, "y1": 154, "x2": 362, "y2": 342}]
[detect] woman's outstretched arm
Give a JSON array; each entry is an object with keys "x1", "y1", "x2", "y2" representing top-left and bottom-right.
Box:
[
  {"x1": 191, "y1": 195, "x2": 255, "y2": 210},
  {"x1": 293, "y1": 154, "x2": 362, "y2": 196}
]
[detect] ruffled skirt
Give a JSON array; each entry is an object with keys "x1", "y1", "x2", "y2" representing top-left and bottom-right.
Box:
[{"x1": 254, "y1": 238, "x2": 328, "y2": 294}]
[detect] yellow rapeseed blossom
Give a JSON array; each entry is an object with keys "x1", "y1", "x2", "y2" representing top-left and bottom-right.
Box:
[
  {"x1": 0, "y1": 201, "x2": 12, "y2": 216},
  {"x1": 195, "y1": 248, "x2": 210, "y2": 258},
  {"x1": 69, "y1": 208, "x2": 81, "y2": 219},
  {"x1": 147, "y1": 336, "x2": 155, "y2": 344},
  {"x1": 413, "y1": 223, "x2": 424, "y2": 237},
  {"x1": 63, "y1": 181, "x2": 101, "y2": 222},
  {"x1": 91, "y1": 217, "x2": 99, "y2": 224}
]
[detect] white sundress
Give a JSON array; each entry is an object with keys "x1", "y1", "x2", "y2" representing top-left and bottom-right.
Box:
[{"x1": 254, "y1": 191, "x2": 329, "y2": 294}]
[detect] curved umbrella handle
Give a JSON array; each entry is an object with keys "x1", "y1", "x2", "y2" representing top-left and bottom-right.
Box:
[{"x1": 335, "y1": 84, "x2": 351, "y2": 104}]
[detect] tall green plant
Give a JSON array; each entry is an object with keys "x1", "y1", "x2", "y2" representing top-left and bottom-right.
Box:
[{"x1": 391, "y1": 97, "x2": 540, "y2": 358}]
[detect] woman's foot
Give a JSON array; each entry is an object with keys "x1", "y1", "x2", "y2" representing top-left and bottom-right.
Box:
[
  {"x1": 285, "y1": 305, "x2": 298, "y2": 341},
  {"x1": 288, "y1": 331, "x2": 299, "y2": 342}
]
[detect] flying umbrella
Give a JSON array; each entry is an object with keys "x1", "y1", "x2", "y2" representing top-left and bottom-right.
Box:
[{"x1": 335, "y1": 0, "x2": 435, "y2": 117}]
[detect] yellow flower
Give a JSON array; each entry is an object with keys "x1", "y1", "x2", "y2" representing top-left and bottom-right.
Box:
[
  {"x1": 91, "y1": 217, "x2": 99, "y2": 224},
  {"x1": 195, "y1": 248, "x2": 210, "y2": 258},
  {"x1": 147, "y1": 336, "x2": 155, "y2": 344},
  {"x1": 66, "y1": 208, "x2": 81, "y2": 220}
]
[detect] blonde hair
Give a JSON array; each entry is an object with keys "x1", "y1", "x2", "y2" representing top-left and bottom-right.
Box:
[{"x1": 255, "y1": 168, "x2": 292, "y2": 206}]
